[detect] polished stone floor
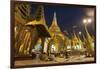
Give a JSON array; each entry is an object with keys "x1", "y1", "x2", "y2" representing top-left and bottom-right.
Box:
[{"x1": 15, "y1": 55, "x2": 95, "y2": 67}]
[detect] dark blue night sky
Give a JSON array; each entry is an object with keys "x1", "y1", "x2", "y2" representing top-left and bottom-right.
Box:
[{"x1": 31, "y1": 3, "x2": 95, "y2": 37}]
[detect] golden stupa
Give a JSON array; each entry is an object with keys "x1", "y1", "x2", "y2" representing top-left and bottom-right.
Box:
[
  {"x1": 48, "y1": 12, "x2": 65, "y2": 53},
  {"x1": 71, "y1": 32, "x2": 83, "y2": 51}
]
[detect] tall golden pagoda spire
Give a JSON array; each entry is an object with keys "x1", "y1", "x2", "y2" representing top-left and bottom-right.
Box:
[
  {"x1": 72, "y1": 32, "x2": 79, "y2": 49},
  {"x1": 77, "y1": 34, "x2": 83, "y2": 49},
  {"x1": 73, "y1": 32, "x2": 79, "y2": 42},
  {"x1": 48, "y1": 12, "x2": 64, "y2": 53},
  {"x1": 49, "y1": 12, "x2": 61, "y2": 36},
  {"x1": 73, "y1": 32, "x2": 77, "y2": 39}
]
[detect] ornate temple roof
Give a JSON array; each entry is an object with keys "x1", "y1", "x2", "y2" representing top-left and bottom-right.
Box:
[
  {"x1": 26, "y1": 6, "x2": 47, "y2": 27},
  {"x1": 25, "y1": 6, "x2": 50, "y2": 37}
]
